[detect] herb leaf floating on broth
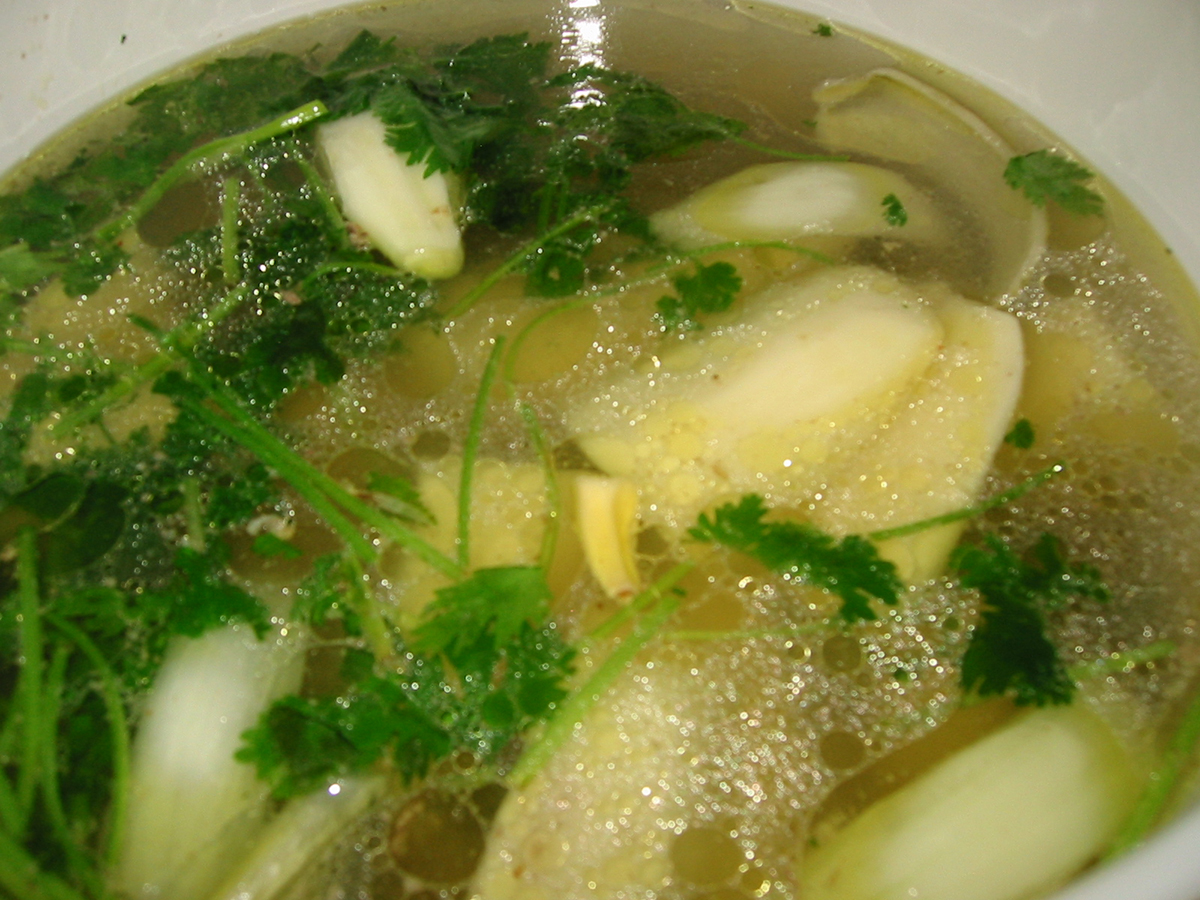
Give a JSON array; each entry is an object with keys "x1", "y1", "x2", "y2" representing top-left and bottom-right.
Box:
[{"x1": 0, "y1": 9, "x2": 1193, "y2": 900}]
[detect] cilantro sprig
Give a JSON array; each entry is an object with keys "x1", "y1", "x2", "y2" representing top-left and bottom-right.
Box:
[
  {"x1": 689, "y1": 494, "x2": 901, "y2": 622},
  {"x1": 952, "y1": 533, "x2": 1109, "y2": 706},
  {"x1": 1004, "y1": 149, "x2": 1104, "y2": 216},
  {"x1": 655, "y1": 260, "x2": 744, "y2": 330}
]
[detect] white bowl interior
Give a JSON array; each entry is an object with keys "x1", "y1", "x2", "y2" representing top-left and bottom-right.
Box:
[{"x1": 2, "y1": 2, "x2": 1199, "y2": 899}]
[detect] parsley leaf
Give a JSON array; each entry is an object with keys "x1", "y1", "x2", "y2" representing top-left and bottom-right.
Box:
[
  {"x1": 1004, "y1": 149, "x2": 1104, "y2": 216},
  {"x1": 881, "y1": 192, "x2": 908, "y2": 226},
  {"x1": 241, "y1": 566, "x2": 574, "y2": 798},
  {"x1": 145, "y1": 545, "x2": 271, "y2": 639},
  {"x1": 689, "y1": 494, "x2": 901, "y2": 622},
  {"x1": 410, "y1": 565, "x2": 554, "y2": 659},
  {"x1": 952, "y1": 533, "x2": 1109, "y2": 706},
  {"x1": 655, "y1": 261, "x2": 743, "y2": 330},
  {"x1": 1003, "y1": 418, "x2": 1036, "y2": 449}
]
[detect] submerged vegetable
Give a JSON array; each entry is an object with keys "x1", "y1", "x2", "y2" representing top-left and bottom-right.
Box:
[
  {"x1": 801, "y1": 705, "x2": 1142, "y2": 900},
  {"x1": 0, "y1": 6, "x2": 1194, "y2": 900}
]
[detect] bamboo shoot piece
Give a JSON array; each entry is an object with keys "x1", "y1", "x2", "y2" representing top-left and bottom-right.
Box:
[{"x1": 801, "y1": 704, "x2": 1142, "y2": 900}]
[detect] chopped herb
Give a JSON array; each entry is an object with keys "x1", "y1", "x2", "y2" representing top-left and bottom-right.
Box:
[
  {"x1": 1004, "y1": 418, "x2": 1036, "y2": 449},
  {"x1": 689, "y1": 494, "x2": 901, "y2": 622},
  {"x1": 240, "y1": 565, "x2": 573, "y2": 798},
  {"x1": 813, "y1": 22, "x2": 834, "y2": 36},
  {"x1": 1004, "y1": 149, "x2": 1104, "y2": 216},
  {"x1": 655, "y1": 260, "x2": 743, "y2": 330},
  {"x1": 252, "y1": 532, "x2": 304, "y2": 560},
  {"x1": 952, "y1": 533, "x2": 1109, "y2": 706},
  {"x1": 882, "y1": 192, "x2": 908, "y2": 226}
]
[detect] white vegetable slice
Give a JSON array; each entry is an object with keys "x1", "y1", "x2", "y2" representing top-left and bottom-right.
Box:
[
  {"x1": 813, "y1": 285, "x2": 1024, "y2": 580},
  {"x1": 114, "y1": 624, "x2": 305, "y2": 900},
  {"x1": 574, "y1": 474, "x2": 641, "y2": 601},
  {"x1": 814, "y1": 68, "x2": 1047, "y2": 299},
  {"x1": 801, "y1": 704, "x2": 1142, "y2": 900},
  {"x1": 317, "y1": 112, "x2": 464, "y2": 280},
  {"x1": 570, "y1": 266, "x2": 947, "y2": 532},
  {"x1": 650, "y1": 160, "x2": 942, "y2": 250},
  {"x1": 207, "y1": 777, "x2": 386, "y2": 900}
]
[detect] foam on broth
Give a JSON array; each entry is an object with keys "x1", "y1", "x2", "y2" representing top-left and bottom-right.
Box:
[{"x1": 4, "y1": 2, "x2": 1200, "y2": 899}]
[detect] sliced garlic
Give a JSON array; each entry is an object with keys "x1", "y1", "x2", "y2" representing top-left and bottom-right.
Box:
[
  {"x1": 650, "y1": 160, "x2": 942, "y2": 250},
  {"x1": 814, "y1": 68, "x2": 1047, "y2": 299},
  {"x1": 801, "y1": 704, "x2": 1141, "y2": 900},
  {"x1": 317, "y1": 112, "x2": 464, "y2": 280},
  {"x1": 574, "y1": 474, "x2": 641, "y2": 601}
]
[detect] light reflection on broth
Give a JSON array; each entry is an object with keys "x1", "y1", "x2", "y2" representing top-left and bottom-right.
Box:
[{"x1": 3, "y1": 2, "x2": 1200, "y2": 900}]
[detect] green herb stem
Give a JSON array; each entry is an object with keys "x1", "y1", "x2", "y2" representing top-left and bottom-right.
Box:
[
  {"x1": 344, "y1": 556, "x2": 396, "y2": 664},
  {"x1": 44, "y1": 614, "x2": 131, "y2": 871},
  {"x1": 52, "y1": 284, "x2": 250, "y2": 436},
  {"x1": 510, "y1": 592, "x2": 682, "y2": 787},
  {"x1": 14, "y1": 526, "x2": 43, "y2": 837},
  {"x1": 867, "y1": 462, "x2": 1066, "y2": 543},
  {"x1": 294, "y1": 156, "x2": 353, "y2": 254},
  {"x1": 727, "y1": 135, "x2": 848, "y2": 163},
  {"x1": 589, "y1": 561, "x2": 694, "y2": 641},
  {"x1": 95, "y1": 100, "x2": 329, "y2": 245},
  {"x1": 221, "y1": 176, "x2": 242, "y2": 286},
  {"x1": 446, "y1": 203, "x2": 612, "y2": 319},
  {"x1": 518, "y1": 401, "x2": 562, "y2": 572},
  {"x1": 1108, "y1": 681, "x2": 1200, "y2": 856},
  {"x1": 185, "y1": 373, "x2": 462, "y2": 579},
  {"x1": 0, "y1": 828, "x2": 87, "y2": 900},
  {"x1": 173, "y1": 392, "x2": 380, "y2": 566},
  {"x1": 1068, "y1": 641, "x2": 1176, "y2": 682},
  {"x1": 458, "y1": 337, "x2": 506, "y2": 568},
  {"x1": 36, "y1": 645, "x2": 102, "y2": 897}
]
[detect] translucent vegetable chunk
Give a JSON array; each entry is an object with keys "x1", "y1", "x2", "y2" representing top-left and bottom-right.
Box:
[
  {"x1": 814, "y1": 68, "x2": 1047, "y2": 299},
  {"x1": 568, "y1": 265, "x2": 1023, "y2": 579},
  {"x1": 114, "y1": 623, "x2": 306, "y2": 900},
  {"x1": 650, "y1": 160, "x2": 943, "y2": 249},
  {"x1": 800, "y1": 704, "x2": 1142, "y2": 900},
  {"x1": 318, "y1": 111, "x2": 464, "y2": 280}
]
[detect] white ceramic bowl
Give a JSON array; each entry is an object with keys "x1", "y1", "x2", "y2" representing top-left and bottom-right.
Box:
[{"x1": 3, "y1": 2, "x2": 1198, "y2": 899}]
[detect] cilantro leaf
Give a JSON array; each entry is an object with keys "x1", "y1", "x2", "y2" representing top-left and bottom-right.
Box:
[
  {"x1": 1003, "y1": 418, "x2": 1036, "y2": 449},
  {"x1": 689, "y1": 494, "x2": 901, "y2": 622},
  {"x1": 1004, "y1": 149, "x2": 1104, "y2": 216},
  {"x1": 410, "y1": 566, "x2": 553, "y2": 659},
  {"x1": 655, "y1": 260, "x2": 743, "y2": 330},
  {"x1": 373, "y1": 79, "x2": 499, "y2": 176},
  {"x1": 881, "y1": 192, "x2": 908, "y2": 227},
  {"x1": 146, "y1": 545, "x2": 271, "y2": 638},
  {"x1": 236, "y1": 678, "x2": 452, "y2": 798},
  {"x1": 952, "y1": 533, "x2": 1109, "y2": 706},
  {"x1": 241, "y1": 565, "x2": 573, "y2": 798},
  {"x1": 325, "y1": 30, "x2": 410, "y2": 75}
]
